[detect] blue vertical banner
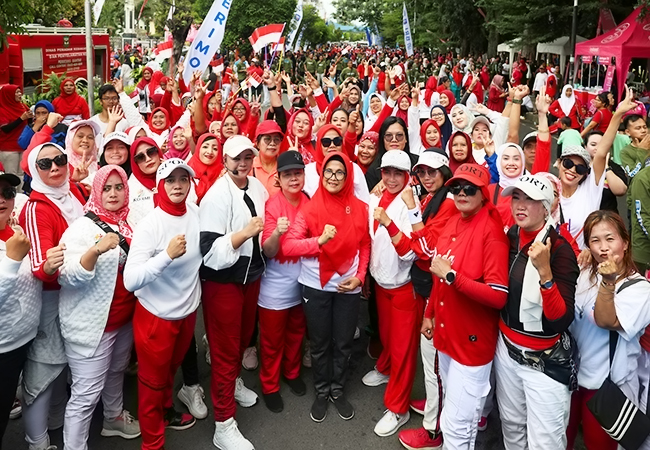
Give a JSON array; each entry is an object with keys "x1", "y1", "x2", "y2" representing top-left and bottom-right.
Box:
[
  {"x1": 365, "y1": 27, "x2": 373, "y2": 46},
  {"x1": 402, "y1": 2, "x2": 414, "y2": 56},
  {"x1": 286, "y1": 1, "x2": 303, "y2": 50}
]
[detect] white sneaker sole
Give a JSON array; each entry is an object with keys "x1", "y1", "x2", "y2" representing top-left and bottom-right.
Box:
[
  {"x1": 374, "y1": 413, "x2": 410, "y2": 437},
  {"x1": 235, "y1": 395, "x2": 258, "y2": 408},
  {"x1": 100, "y1": 428, "x2": 141, "y2": 439},
  {"x1": 177, "y1": 389, "x2": 208, "y2": 419},
  {"x1": 362, "y1": 376, "x2": 389, "y2": 387},
  {"x1": 409, "y1": 404, "x2": 425, "y2": 415},
  {"x1": 213, "y1": 436, "x2": 255, "y2": 450}
]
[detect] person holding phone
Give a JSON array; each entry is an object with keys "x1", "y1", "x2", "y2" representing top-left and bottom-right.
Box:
[{"x1": 495, "y1": 174, "x2": 579, "y2": 449}]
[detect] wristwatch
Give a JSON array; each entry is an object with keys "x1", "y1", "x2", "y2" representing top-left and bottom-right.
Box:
[
  {"x1": 539, "y1": 279, "x2": 554, "y2": 290},
  {"x1": 445, "y1": 270, "x2": 457, "y2": 285}
]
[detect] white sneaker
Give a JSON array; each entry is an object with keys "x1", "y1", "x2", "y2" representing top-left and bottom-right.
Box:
[
  {"x1": 242, "y1": 346, "x2": 258, "y2": 371},
  {"x1": 374, "y1": 409, "x2": 410, "y2": 437},
  {"x1": 234, "y1": 377, "x2": 258, "y2": 407},
  {"x1": 178, "y1": 384, "x2": 208, "y2": 419},
  {"x1": 213, "y1": 417, "x2": 255, "y2": 450},
  {"x1": 203, "y1": 334, "x2": 211, "y2": 365},
  {"x1": 101, "y1": 410, "x2": 141, "y2": 439},
  {"x1": 362, "y1": 367, "x2": 389, "y2": 387},
  {"x1": 28, "y1": 435, "x2": 57, "y2": 450}
]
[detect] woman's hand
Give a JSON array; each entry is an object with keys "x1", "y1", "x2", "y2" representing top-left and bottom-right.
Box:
[
  {"x1": 244, "y1": 217, "x2": 264, "y2": 239},
  {"x1": 577, "y1": 248, "x2": 592, "y2": 268},
  {"x1": 484, "y1": 138, "x2": 496, "y2": 157},
  {"x1": 305, "y1": 71, "x2": 320, "y2": 91},
  {"x1": 597, "y1": 255, "x2": 621, "y2": 283},
  {"x1": 318, "y1": 224, "x2": 337, "y2": 246},
  {"x1": 527, "y1": 239, "x2": 552, "y2": 277},
  {"x1": 44, "y1": 244, "x2": 66, "y2": 275},
  {"x1": 166, "y1": 234, "x2": 187, "y2": 259},
  {"x1": 401, "y1": 187, "x2": 417, "y2": 209},
  {"x1": 250, "y1": 95, "x2": 261, "y2": 117},
  {"x1": 108, "y1": 105, "x2": 124, "y2": 124},
  {"x1": 5, "y1": 229, "x2": 30, "y2": 262},
  {"x1": 337, "y1": 276, "x2": 361, "y2": 293},
  {"x1": 21, "y1": 110, "x2": 34, "y2": 121},
  {"x1": 370, "y1": 180, "x2": 386, "y2": 197},
  {"x1": 275, "y1": 217, "x2": 290, "y2": 236},
  {"x1": 373, "y1": 207, "x2": 391, "y2": 227},
  {"x1": 616, "y1": 85, "x2": 637, "y2": 115},
  {"x1": 96, "y1": 232, "x2": 120, "y2": 254},
  {"x1": 313, "y1": 107, "x2": 328, "y2": 134},
  {"x1": 535, "y1": 86, "x2": 551, "y2": 115},
  {"x1": 287, "y1": 135, "x2": 300, "y2": 152},
  {"x1": 46, "y1": 113, "x2": 63, "y2": 129},
  {"x1": 348, "y1": 106, "x2": 361, "y2": 135},
  {"x1": 421, "y1": 317, "x2": 434, "y2": 340},
  {"x1": 430, "y1": 256, "x2": 452, "y2": 279}
]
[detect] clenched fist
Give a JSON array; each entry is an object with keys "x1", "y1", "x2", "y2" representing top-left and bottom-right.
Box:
[
  {"x1": 167, "y1": 235, "x2": 187, "y2": 260},
  {"x1": 44, "y1": 244, "x2": 66, "y2": 275},
  {"x1": 244, "y1": 217, "x2": 264, "y2": 239},
  {"x1": 5, "y1": 230, "x2": 30, "y2": 262},
  {"x1": 318, "y1": 224, "x2": 337, "y2": 246},
  {"x1": 276, "y1": 217, "x2": 290, "y2": 235},
  {"x1": 96, "y1": 233, "x2": 120, "y2": 255}
]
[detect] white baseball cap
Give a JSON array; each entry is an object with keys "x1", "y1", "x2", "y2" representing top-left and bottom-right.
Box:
[
  {"x1": 414, "y1": 149, "x2": 449, "y2": 170},
  {"x1": 501, "y1": 174, "x2": 554, "y2": 212},
  {"x1": 156, "y1": 158, "x2": 196, "y2": 185},
  {"x1": 100, "y1": 131, "x2": 131, "y2": 156},
  {"x1": 223, "y1": 135, "x2": 258, "y2": 158},
  {"x1": 380, "y1": 150, "x2": 411, "y2": 172},
  {"x1": 470, "y1": 116, "x2": 493, "y2": 135}
]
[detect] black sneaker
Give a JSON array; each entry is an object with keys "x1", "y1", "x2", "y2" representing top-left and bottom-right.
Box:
[
  {"x1": 263, "y1": 391, "x2": 284, "y2": 413},
  {"x1": 284, "y1": 376, "x2": 306, "y2": 396},
  {"x1": 164, "y1": 408, "x2": 196, "y2": 430},
  {"x1": 310, "y1": 396, "x2": 328, "y2": 423},
  {"x1": 330, "y1": 394, "x2": 354, "y2": 420}
]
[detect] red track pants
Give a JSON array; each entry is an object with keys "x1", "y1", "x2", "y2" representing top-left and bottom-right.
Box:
[
  {"x1": 202, "y1": 279, "x2": 260, "y2": 422},
  {"x1": 133, "y1": 302, "x2": 196, "y2": 450},
  {"x1": 375, "y1": 282, "x2": 424, "y2": 414},
  {"x1": 566, "y1": 387, "x2": 618, "y2": 450},
  {"x1": 258, "y1": 304, "x2": 306, "y2": 395}
]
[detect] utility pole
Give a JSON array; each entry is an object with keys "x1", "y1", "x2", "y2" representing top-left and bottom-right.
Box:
[
  {"x1": 84, "y1": 0, "x2": 94, "y2": 114},
  {"x1": 570, "y1": 0, "x2": 578, "y2": 83}
]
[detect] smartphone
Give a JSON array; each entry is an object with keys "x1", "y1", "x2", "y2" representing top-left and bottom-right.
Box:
[{"x1": 541, "y1": 225, "x2": 552, "y2": 245}]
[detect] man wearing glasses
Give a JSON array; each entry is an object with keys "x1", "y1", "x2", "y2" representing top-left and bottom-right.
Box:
[{"x1": 89, "y1": 85, "x2": 129, "y2": 136}]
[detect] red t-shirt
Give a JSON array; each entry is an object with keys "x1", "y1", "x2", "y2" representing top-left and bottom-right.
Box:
[
  {"x1": 104, "y1": 271, "x2": 137, "y2": 332},
  {"x1": 591, "y1": 108, "x2": 613, "y2": 133}
]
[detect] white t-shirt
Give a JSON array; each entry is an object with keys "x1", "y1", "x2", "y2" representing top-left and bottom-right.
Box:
[
  {"x1": 533, "y1": 72, "x2": 548, "y2": 92},
  {"x1": 560, "y1": 168, "x2": 606, "y2": 249},
  {"x1": 303, "y1": 162, "x2": 370, "y2": 205},
  {"x1": 89, "y1": 114, "x2": 129, "y2": 136},
  {"x1": 127, "y1": 174, "x2": 197, "y2": 228},
  {"x1": 570, "y1": 271, "x2": 650, "y2": 390},
  {"x1": 258, "y1": 259, "x2": 302, "y2": 310}
]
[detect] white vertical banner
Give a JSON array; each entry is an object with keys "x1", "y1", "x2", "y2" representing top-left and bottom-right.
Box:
[
  {"x1": 182, "y1": 0, "x2": 234, "y2": 84},
  {"x1": 164, "y1": 1, "x2": 175, "y2": 42},
  {"x1": 286, "y1": 0, "x2": 303, "y2": 50},
  {"x1": 293, "y1": 27, "x2": 304, "y2": 52},
  {"x1": 92, "y1": 0, "x2": 106, "y2": 25},
  {"x1": 402, "y1": 2, "x2": 414, "y2": 57}
]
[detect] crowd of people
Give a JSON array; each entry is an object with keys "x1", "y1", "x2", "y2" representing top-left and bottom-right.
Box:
[{"x1": 0, "y1": 43, "x2": 650, "y2": 450}]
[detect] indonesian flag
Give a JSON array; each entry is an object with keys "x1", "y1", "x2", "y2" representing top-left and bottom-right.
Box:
[
  {"x1": 154, "y1": 40, "x2": 173, "y2": 60},
  {"x1": 273, "y1": 37, "x2": 286, "y2": 53},
  {"x1": 249, "y1": 24, "x2": 284, "y2": 53},
  {"x1": 210, "y1": 57, "x2": 224, "y2": 73},
  {"x1": 247, "y1": 72, "x2": 263, "y2": 88},
  {"x1": 341, "y1": 45, "x2": 352, "y2": 55}
]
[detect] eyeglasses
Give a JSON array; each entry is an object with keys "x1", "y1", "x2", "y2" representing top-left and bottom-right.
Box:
[
  {"x1": 261, "y1": 135, "x2": 282, "y2": 145},
  {"x1": 431, "y1": 113, "x2": 444, "y2": 119},
  {"x1": 384, "y1": 132, "x2": 405, "y2": 142},
  {"x1": 320, "y1": 136, "x2": 342, "y2": 148},
  {"x1": 414, "y1": 167, "x2": 439, "y2": 178},
  {"x1": 449, "y1": 183, "x2": 479, "y2": 196},
  {"x1": 232, "y1": 106, "x2": 246, "y2": 112},
  {"x1": 102, "y1": 96, "x2": 119, "y2": 103},
  {"x1": 323, "y1": 168, "x2": 346, "y2": 181},
  {"x1": 36, "y1": 154, "x2": 68, "y2": 171},
  {"x1": 133, "y1": 147, "x2": 159, "y2": 164},
  {"x1": 0, "y1": 186, "x2": 17, "y2": 200},
  {"x1": 561, "y1": 158, "x2": 589, "y2": 175}
]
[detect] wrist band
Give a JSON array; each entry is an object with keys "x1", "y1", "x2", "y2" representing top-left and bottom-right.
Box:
[
  {"x1": 386, "y1": 221, "x2": 400, "y2": 237},
  {"x1": 267, "y1": 86, "x2": 277, "y2": 91},
  {"x1": 512, "y1": 98, "x2": 523, "y2": 104},
  {"x1": 408, "y1": 207, "x2": 422, "y2": 225},
  {"x1": 601, "y1": 279, "x2": 616, "y2": 287}
]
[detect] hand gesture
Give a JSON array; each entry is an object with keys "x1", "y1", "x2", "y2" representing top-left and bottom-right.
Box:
[
  {"x1": 470, "y1": 103, "x2": 491, "y2": 116},
  {"x1": 107, "y1": 105, "x2": 124, "y2": 124},
  {"x1": 305, "y1": 71, "x2": 320, "y2": 91},
  {"x1": 373, "y1": 207, "x2": 391, "y2": 227},
  {"x1": 339, "y1": 84, "x2": 352, "y2": 101},
  {"x1": 276, "y1": 217, "x2": 290, "y2": 235},
  {"x1": 318, "y1": 224, "x2": 337, "y2": 246},
  {"x1": 287, "y1": 135, "x2": 300, "y2": 151},
  {"x1": 514, "y1": 84, "x2": 529, "y2": 100},
  {"x1": 44, "y1": 244, "x2": 66, "y2": 275},
  {"x1": 507, "y1": 82, "x2": 515, "y2": 100},
  {"x1": 401, "y1": 187, "x2": 416, "y2": 209},
  {"x1": 469, "y1": 76, "x2": 479, "y2": 90},
  {"x1": 183, "y1": 126, "x2": 193, "y2": 142},
  {"x1": 373, "y1": 65, "x2": 381, "y2": 76},
  {"x1": 313, "y1": 107, "x2": 328, "y2": 134},
  {"x1": 177, "y1": 60, "x2": 185, "y2": 75},
  {"x1": 430, "y1": 255, "x2": 452, "y2": 278},
  {"x1": 535, "y1": 86, "x2": 551, "y2": 115},
  {"x1": 244, "y1": 217, "x2": 264, "y2": 239},
  {"x1": 113, "y1": 77, "x2": 124, "y2": 94},
  {"x1": 411, "y1": 85, "x2": 421, "y2": 100},
  {"x1": 337, "y1": 276, "x2": 361, "y2": 293},
  {"x1": 322, "y1": 77, "x2": 336, "y2": 90},
  {"x1": 597, "y1": 255, "x2": 620, "y2": 283},
  {"x1": 328, "y1": 65, "x2": 337, "y2": 77},
  {"x1": 194, "y1": 82, "x2": 208, "y2": 100},
  {"x1": 46, "y1": 113, "x2": 63, "y2": 129},
  {"x1": 421, "y1": 317, "x2": 434, "y2": 340},
  {"x1": 250, "y1": 95, "x2": 261, "y2": 117},
  {"x1": 484, "y1": 138, "x2": 496, "y2": 157},
  {"x1": 187, "y1": 100, "x2": 196, "y2": 116},
  {"x1": 577, "y1": 248, "x2": 592, "y2": 268},
  {"x1": 96, "y1": 232, "x2": 120, "y2": 254},
  {"x1": 166, "y1": 235, "x2": 187, "y2": 259},
  {"x1": 348, "y1": 106, "x2": 361, "y2": 134},
  {"x1": 298, "y1": 84, "x2": 313, "y2": 99},
  {"x1": 616, "y1": 85, "x2": 637, "y2": 115},
  {"x1": 33, "y1": 112, "x2": 48, "y2": 131},
  {"x1": 5, "y1": 229, "x2": 30, "y2": 262},
  {"x1": 370, "y1": 180, "x2": 386, "y2": 197},
  {"x1": 281, "y1": 71, "x2": 291, "y2": 84},
  {"x1": 263, "y1": 69, "x2": 275, "y2": 87},
  {"x1": 21, "y1": 109, "x2": 34, "y2": 121},
  {"x1": 527, "y1": 238, "x2": 552, "y2": 274},
  {"x1": 71, "y1": 152, "x2": 91, "y2": 182}
]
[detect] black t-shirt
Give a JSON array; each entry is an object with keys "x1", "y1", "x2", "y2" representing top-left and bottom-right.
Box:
[{"x1": 599, "y1": 161, "x2": 628, "y2": 212}]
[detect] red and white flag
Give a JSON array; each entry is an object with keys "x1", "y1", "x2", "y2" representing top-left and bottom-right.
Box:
[
  {"x1": 210, "y1": 57, "x2": 224, "y2": 73},
  {"x1": 247, "y1": 72, "x2": 263, "y2": 88},
  {"x1": 249, "y1": 24, "x2": 284, "y2": 53},
  {"x1": 341, "y1": 45, "x2": 352, "y2": 55},
  {"x1": 154, "y1": 40, "x2": 173, "y2": 60},
  {"x1": 273, "y1": 37, "x2": 286, "y2": 53}
]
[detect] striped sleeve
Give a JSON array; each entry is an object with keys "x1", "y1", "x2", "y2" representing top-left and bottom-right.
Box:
[{"x1": 23, "y1": 202, "x2": 59, "y2": 283}]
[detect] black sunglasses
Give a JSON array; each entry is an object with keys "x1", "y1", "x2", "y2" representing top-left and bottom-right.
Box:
[
  {"x1": 36, "y1": 154, "x2": 68, "y2": 171},
  {"x1": 1, "y1": 186, "x2": 17, "y2": 200},
  {"x1": 133, "y1": 147, "x2": 159, "y2": 164},
  {"x1": 449, "y1": 183, "x2": 479, "y2": 196},
  {"x1": 561, "y1": 158, "x2": 589, "y2": 175},
  {"x1": 320, "y1": 136, "x2": 343, "y2": 148}
]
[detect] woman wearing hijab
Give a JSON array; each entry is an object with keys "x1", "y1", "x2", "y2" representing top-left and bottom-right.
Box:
[
  {"x1": 450, "y1": 104, "x2": 476, "y2": 134},
  {"x1": 52, "y1": 78, "x2": 90, "y2": 125},
  {"x1": 18, "y1": 100, "x2": 69, "y2": 152},
  {"x1": 19, "y1": 142, "x2": 86, "y2": 450},
  {"x1": 0, "y1": 170, "x2": 40, "y2": 446},
  {"x1": 430, "y1": 105, "x2": 453, "y2": 150},
  {"x1": 252, "y1": 121, "x2": 284, "y2": 197},
  {"x1": 65, "y1": 120, "x2": 102, "y2": 184},
  {"x1": 420, "y1": 163, "x2": 509, "y2": 449},
  {"x1": 549, "y1": 85, "x2": 583, "y2": 131},
  {"x1": 411, "y1": 119, "x2": 442, "y2": 156},
  {"x1": 495, "y1": 174, "x2": 579, "y2": 450},
  {"x1": 438, "y1": 90, "x2": 456, "y2": 114},
  {"x1": 164, "y1": 126, "x2": 193, "y2": 161},
  {"x1": 283, "y1": 151, "x2": 370, "y2": 423},
  {"x1": 219, "y1": 113, "x2": 243, "y2": 147},
  {"x1": 124, "y1": 158, "x2": 202, "y2": 450},
  {"x1": 58, "y1": 165, "x2": 141, "y2": 449},
  {"x1": 99, "y1": 131, "x2": 132, "y2": 178},
  {"x1": 357, "y1": 131, "x2": 380, "y2": 175},
  {"x1": 187, "y1": 134, "x2": 223, "y2": 204},
  {"x1": 127, "y1": 137, "x2": 163, "y2": 227},
  {"x1": 365, "y1": 93, "x2": 386, "y2": 132},
  {"x1": 487, "y1": 75, "x2": 507, "y2": 112},
  {"x1": 447, "y1": 130, "x2": 477, "y2": 174},
  {"x1": 0, "y1": 84, "x2": 31, "y2": 176}
]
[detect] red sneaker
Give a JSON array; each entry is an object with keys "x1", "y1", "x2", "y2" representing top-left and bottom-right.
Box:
[
  {"x1": 398, "y1": 427, "x2": 443, "y2": 450},
  {"x1": 478, "y1": 416, "x2": 488, "y2": 432},
  {"x1": 409, "y1": 399, "x2": 426, "y2": 415}
]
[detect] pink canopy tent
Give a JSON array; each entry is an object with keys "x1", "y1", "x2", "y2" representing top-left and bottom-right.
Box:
[{"x1": 575, "y1": 6, "x2": 650, "y2": 97}]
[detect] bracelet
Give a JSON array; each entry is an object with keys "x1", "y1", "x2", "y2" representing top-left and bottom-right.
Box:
[
  {"x1": 601, "y1": 278, "x2": 616, "y2": 287},
  {"x1": 408, "y1": 207, "x2": 422, "y2": 225},
  {"x1": 385, "y1": 221, "x2": 400, "y2": 237},
  {"x1": 538, "y1": 128, "x2": 550, "y2": 133},
  {"x1": 512, "y1": 98, "x2": 523, "y2": 104},
  {"x1": 267, "y1": 86, "x2": 277, "y2": 91}
]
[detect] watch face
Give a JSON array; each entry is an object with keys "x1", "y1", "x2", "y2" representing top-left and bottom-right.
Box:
[{"x1": 446, "y1": 271, "x2": 455, "y2": 283}]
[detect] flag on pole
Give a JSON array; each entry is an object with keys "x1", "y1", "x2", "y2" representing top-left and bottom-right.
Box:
[
  {"x1": 163, "y1": 2, "x2": 175, "y2": 42},
  {"x1": 365, "y1": 27, "x2": 373, "y2": 46},
  {"x1": 137, "y1": 0, "x2": 149, "y2": 23},
  {"x1": 154, "y1": 40, "x2": 173, "y2": 59},
  {"x1": 248, "y1": 72, "x2": 263, "y2": 87},
  {"x1": 402, "y1": 3, "x2": 414, "y2": 57},
  {"x1": 249, "y1": 24, "x2": 284, "y2": 53},
  {"x1": 210, "y1": 57, "x2": 224, "y2": 73},
  {"x1": 286, "y1": 1, "x2": 304, "y2": 50},
  {"x1": 293, "y1": 27, "x2": 304, "y2": 52},
  {"x1": 93, "y1": 0, "x2": 106, "y2": 26},
  {"x1": 273, "y1": 37, "x2": 285, "y2": 53},
  {"x1": 341, "y1": 45, "x2": 352, "y2": 55},
  {"x1": 182, "y1": 0, "x2": 234, "y2": 84}
]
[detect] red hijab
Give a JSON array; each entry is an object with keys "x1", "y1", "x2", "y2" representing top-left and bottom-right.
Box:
[
  {"x1": 52, "y1": 78, "x2": 88, "y2": 118},
  {"x1": 187, "y1": 133, "x2": 223, "y2": 203},
  {"x1": 231, "y1": 98, "x2": 251, "y2": 130},
  {"x1": 84, "y1": 165, "x2": 133, "y2": 241},
  {"x1": 300, "y1": 151, "x2": 369, "y2": 287},
  {"x1": 283, "y1": 108, "x2": 315, "y2": 164},
  {"x1": 419, "y1": 119, "x2": 442, "y2": 148},
  {"x1": 0, "y1": 85, "x2": 28, "y2": 147},
  {"x1": 395, "y1": 95, "x2": 410, "y2": 123},
  {"x1": 447, "y1": 131, "x2": 476, "y2": 174},
  {"x1": 154, "y1": 175, "x2": 188, "y2": 216},
  {"x1": 440, "y1": 90, "x2": 456, "y2": 113},
  {"x1": 165, "y1": 125, "x2": 191, "y2": 160},
  {"x1": 137, "y1": 67, "x2": 154, "y2": 90},
  {"x1": 130, "y1": 137, "x2": 162, "y2": 190},
  {"x1": 203, "y1": 91, "x2": 217, "y2": 123},
  {"x1": 219, "y1": 112, "x2": 242, "y2": 146},
  {"x1": 424, "y1": 75, "x2": 438, "y2": 106},
  {"x1": 314, "y1": 125, "x2": 345, "y2": 173},
  {"x1": 147, "y1": 107, "x2": 170, "y2": 134}
]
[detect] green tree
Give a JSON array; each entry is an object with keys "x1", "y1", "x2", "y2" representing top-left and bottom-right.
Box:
[
  {"x1": 298, "y1": 5, "x2": 333, "y2": 48},
  {"x1": 1, "y1": 0, "x2": 80, "y2": 46}
]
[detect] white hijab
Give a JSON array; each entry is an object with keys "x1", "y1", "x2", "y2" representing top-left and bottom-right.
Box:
[
  {"x1": 496, "y1": 143, "x2": 526, "y2": 189},
  {"x1": 29, "y1": 143, "x2": 84, "y2": 225},
  {"x1": 365, "y1": 93, "x2": 386, "y2": 132},
  {"x1": 558, "y1": 84, "x2": 576, "y2": 117},
  {"x1": 450, "y1": 104, "x2": 476, "y2": 134}
]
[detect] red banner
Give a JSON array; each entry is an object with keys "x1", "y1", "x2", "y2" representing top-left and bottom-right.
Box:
[
  {"x1": 582, "y1": 56, "x2": 593, "y2": 64},
  {"x1": 598, "y1": 56, "x2": 611, "y2": 65},
  {"x1": 603, "y1": 65, "x2": 616, "y2": 91},
  {"x1": 43, "y1": 46, "x2": 87, "y2": 75}
]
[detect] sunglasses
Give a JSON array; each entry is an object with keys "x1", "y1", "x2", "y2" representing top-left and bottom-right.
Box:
[
  {"x1": 561, "y1": 158, "x2": 589, "y2": 175},
  {"x1": 133, "y1": 147, "x2": 159, "y2": 164},
  {"x1": 414, "y1": 167, "x2": 440, "y2": 178},
  {"x1": 261, "y1": 135, "x2": 282, "y2": 145},
  {"x1": 36, "y1": 154, "x2": 68, "y2": 171},
  {"x1": 449, "y1": 183, "x2": 479, "y2": 196},
  {"x1": 384, "y1": 132, "x2": 405, "y2": 142},
  {"x1": 1, "y1": 186, "x2": 17, "y2": 200},
  {"x1": 320, "y1": 136, "x2": 343, "y2": 148}
]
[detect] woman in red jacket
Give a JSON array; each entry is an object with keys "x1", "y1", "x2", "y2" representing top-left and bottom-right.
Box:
[
  {"x1": 487, "y1": 75, "x2": 507, "y2": 113},
  {"x1": 52, "y1": 78, "x2": 90, "y2": 125},
  {"x1": 0, "y1": 84, "x2": 31, "y2": 176},
  {"x1": 420, "y1": 163, "x2": 509, "y2": 449},
  {"x1": 549, "y1": 85, "x2": 583, "y2": 131}
]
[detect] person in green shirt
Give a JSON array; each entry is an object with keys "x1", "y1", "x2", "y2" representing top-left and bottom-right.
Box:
[
  {"x1": 556, "y1": 117, "x2": 584, "y2": 159},
  {"x1": 282, "y1": 54, "x2": 294, "y2": 78},
  {"x1": 316, "y1": 55, "x2": 328, "y2": 84},
  {"x1": 620, "y1": 114, "x2": 650, "y2": 181},
  {"x1": 235, "y1": 55, "x2": 248, "y2": 82},
  {"x1": 628, "y1": 164, "x2": 650, "y2": 273},
  {"x1": 304, "y1": 53, "x2": 316, "y2": 75},
  {"x1": 338, "y1": 60, "x2": 357, "y2": 86}
]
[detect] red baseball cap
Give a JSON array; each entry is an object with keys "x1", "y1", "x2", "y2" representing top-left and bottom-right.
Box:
[
  {"x1": 255, "y1": 120, "x2": 284, "y2": 140},
  {"x1": 445, "y1": 163, "x2": 491, "y2": 198}
]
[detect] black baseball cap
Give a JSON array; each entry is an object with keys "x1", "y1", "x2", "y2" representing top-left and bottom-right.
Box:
[
  {"x1": 0, "y1": 164, "x2": 20, "y2": 187},
  {"x1": 277, "y1": 151, "x2": 305, "y2": 173}
]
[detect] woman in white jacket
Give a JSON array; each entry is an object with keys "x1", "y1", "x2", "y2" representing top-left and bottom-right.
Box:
[
  {"x1": 124, "y1": 158, "x2": 202, "y2": 450},
  {"x1": 362, "y1": 150, "x2": 422, "y2": 437},
  {"x1": 58, "y1": 165, "x2": 140, "y2": 450},
  {"x1": 0, "y1": 170, "x2": 41, "y2": 444}
]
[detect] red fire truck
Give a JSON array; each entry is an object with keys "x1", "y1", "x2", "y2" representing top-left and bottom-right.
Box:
[{"x1": 0, "y1": 25, "x2": 111, "y2": 94}]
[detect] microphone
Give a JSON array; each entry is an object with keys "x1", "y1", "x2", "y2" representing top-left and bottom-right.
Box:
[{"x1": 229, "y1": 167, "x2": 239, "y2": 176}]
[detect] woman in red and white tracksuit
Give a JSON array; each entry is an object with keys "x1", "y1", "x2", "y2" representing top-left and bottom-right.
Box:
[
  {"x1": 124, "y1": 158, "x2": 202, "y2": 450},
  {"x1": 421, "y1": 163, "x2": 509, "y2": 449},
  {"x1": 20, "y1": 142, "x2": 86, "y2": 450},
  {"x1": 363, "y1": 150, "x2": 423, "y2": 437},
  {"x1": 258, "y1": 151, "x2": 310, "y2": 413}
]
